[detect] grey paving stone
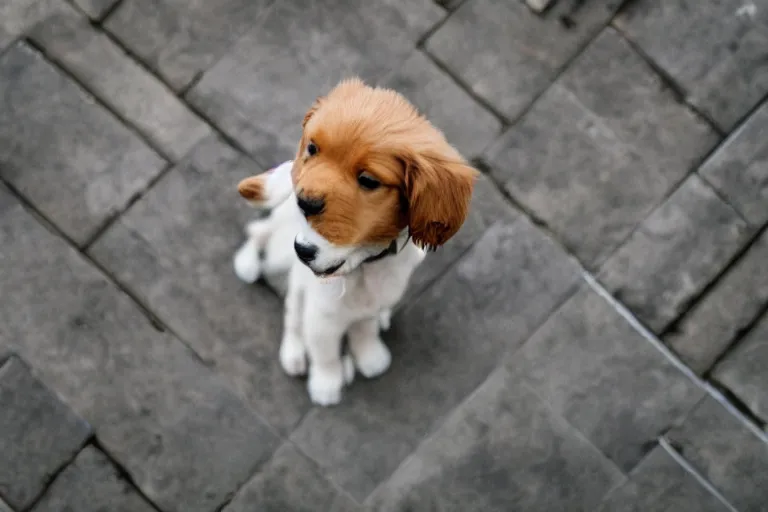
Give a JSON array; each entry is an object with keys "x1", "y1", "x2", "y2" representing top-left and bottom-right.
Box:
[
  {"x1": 507, "y1": 284, "x2": 705, "y2": 472},
  {"x1": 0, "y1": 0, "x2": 67, "y2": 50},
  {"x1": 29, "y1": 6, "x2": 211, "y2": 161},
  {"x1": 0, "y1": 357, "x2": 91, "y2": 510},
  {"x1": 404, "y1": 173, "x2": 518, "y2": 304},
  {"x1": 714, "y1": 312, "x2": 768, "y2": 421},
  {"x1": 30, "y1": 446, "x2": 155, "y2": 512},
  {"x1": 699, "y1": 99, "x2": 768, "y2": 227},
  {"x1": 0, "y1": 42, "x2": 166, "y2": 245},
  {"x1": 486, "y1": 29, "x2": 718, "y2": 269},
  {"x1": 615, "y1": 0, "x2": 768, "y2": 131},
  {"x1": 597, "y1": 445, "x2": 731, "y2": 512},
  {"x1": 188, "y1": 0, "x2": 442, "y2": 163},
  {"x1": 0, "y1": 498, "x2": 12, "y2": 512},
  {"x1": 0, "y1": 186, "x2": 280, "y2": 512},
  {"x1": 291, "y1": 218, "x2": 582, "y2": 501},
  {"x1": 223, "y1": 442, "x2": 359, "y2": 512},
  {"x1": 665, "y1": 230, "x2": 768, "y2": 374},
  {"x1": 599, "y1": 175, "x2": 751, "y2": 333},
  {"x1": 425, "y1": 0, "x2": 621, "y2": 119},
  {"x1": 104, "y1": 0, "x2": 275, "y2": 90},
  {"x1": 70, "y1": 0, "x2": 120, "y2": 19},
  {"x1": 367, "y1": 368, "x2": 624, "y2": 512},
  {"x1": 667, "y1": 395, "x2": 768, "y2": 512},
  {"x1": 379, "y1": 50, "x2": 502, "y2": 158},
  {"x1": 88, "y1": 135, "x2": 308, "y2": 434}
]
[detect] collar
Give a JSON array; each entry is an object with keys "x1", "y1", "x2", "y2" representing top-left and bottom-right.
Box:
[{"x1": 361, "y1": 230, "x2": 411, "y2": 265}]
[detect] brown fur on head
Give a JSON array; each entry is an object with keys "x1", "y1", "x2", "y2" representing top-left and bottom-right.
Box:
[{"x1": 292, "y1": 77, "x2": 477, "y2": 250}]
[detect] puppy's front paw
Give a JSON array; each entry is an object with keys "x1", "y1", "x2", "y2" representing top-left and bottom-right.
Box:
[
  {"x1": 308, "y1": 364, "x2": 344, "y2": 406},
  {"x1": 233, "y1": 238, "x2": 261, "y2": 283},
  {"x1": 279, "y1": 334, "x2": 307, "y2": 377},
  {"x1": 353, "y1": 338, "x2": 391, "y2": 379},
  {"x1": 378, "y1": 309, "x2": 392, "y2": 332}
]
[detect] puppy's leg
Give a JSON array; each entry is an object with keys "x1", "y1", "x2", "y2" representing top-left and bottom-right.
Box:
[
  {"x1": 237, "y1": 160, "x2": 295, "y2": 209},
  {"x1": 233, "y1": 219, "x2": 272, "y2": 283},
  {"x1": 348, "y1": 317, "x2": 391, "y2": 379},
  {"x1": 279, "y1": 267, "x2": 307, "y2": 376},
  {"x1": 304, "y1": 308, "x2": 347, "y2": 406},
  {"x1": 378, "y1": 308, "x2": 392, "y2": 332}
]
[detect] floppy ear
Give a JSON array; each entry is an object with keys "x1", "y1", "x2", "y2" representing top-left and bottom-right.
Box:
[{"x1": 404, "y1": 152, "x2": 478, "y2": 250}]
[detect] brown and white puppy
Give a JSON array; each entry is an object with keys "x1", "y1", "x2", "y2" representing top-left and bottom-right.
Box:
[{"x1": 234, "y1": 78, "x2": 477, "y2": 405}]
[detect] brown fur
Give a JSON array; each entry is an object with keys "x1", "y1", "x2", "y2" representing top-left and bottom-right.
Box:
[
  {"x1": 237, "y1": 176, "x2": 264, "y2": 201},
  {"x1": 293, "y1": 78, "x2": 477, "y2": 249}
]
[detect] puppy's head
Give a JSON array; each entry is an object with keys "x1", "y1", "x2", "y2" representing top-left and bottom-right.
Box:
[{"x1": 282, "y1": 78, "x2": 477, "y2": 276}]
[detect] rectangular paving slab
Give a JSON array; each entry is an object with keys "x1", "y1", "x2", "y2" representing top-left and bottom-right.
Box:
[
  {"x1": 506, "y1": 282, "x2": 704, "y2": 472},
  {"x1": 0, "y1": 184, "x2": 280, "y2": 512},
  {"x1": 425, "y1": 0, "x2": 622, "y2": 120},
  {"x1": 187, "y1": 0, "x2": 442, "y2": 164},
  {"x1": 713, "y1": 311, "x2": 768, "y2": 422},
  {"x1": 599, "y1": 175, "x2": 750, "y2": 333},
  {"x1": 485, "y1": 28, "x2": 718, "y2": 269},
  {"x1": 104, "y1": 0, "x2": 275, "y2": 90},
  {"x1": 0, "y1": 42, "x2": 166, "y2": 245},
  {"x1": 290, "y1": 218, "x2": 582, "y2": 501},
  {"x1": 667, "y1": 395, "x2": 768, "y2": 512},
  {"x1": 222, "y1": 442, "x2": 359, "y2": 512},
  {"x1": 0, "y1": 357, "x2": 91, "y2": 510},
  {"x1": 665, "y1": 229, "x2": 768, "y2": 374},
  {"x1": 366, "y1": 367, "x2": 624, "y2": 512},
  {"x1": 615, "y1": 0, "x2": 768, "y2": 131},
  {"x1": 30, "y1": 446, "x2": 155, "y2": 512},
  {"x1": 699, "y1": 98, "x2": 768, "y2": 228},
  {"x1": 28, "y1": 5, "x2": 211, "y2": 161},
  {"x1": 0, "y1": 0, "x2": 67, "y2": 50},
  {"x1": 596, "y1": 444, "x2": 731, "y2": 512}
]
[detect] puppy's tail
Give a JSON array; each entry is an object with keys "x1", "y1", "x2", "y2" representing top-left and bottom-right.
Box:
[{"x1": 237, "y1": 160, "x2": 295, "y2": 210}]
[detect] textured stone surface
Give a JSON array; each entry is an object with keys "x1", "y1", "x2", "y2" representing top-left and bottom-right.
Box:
[
  {"x1": 486, "y1": 29, "x2": 718, "y2": 269},
  {"x1": 30, "y1": 446, "x2": 155, "y2": 512},
  {"x1": 615, "y1": 0, "x2": 768, "y2": 131},
  {"x1": 0, "y1": 357, "x2": 91, "y2": 510},
  {"x1": 71, "y1": 0, "x2": 120, "y2": 19},
  {"x1": 507, "y1": 284, "x2": 704, "y2": 471},
  {"x1": 104, "y1": 0, "x2": 275, "y2": 89},
  {"x1": 0, "y1": 42, "x2": 166, "y2": 245},
  {"x1": 291, "y1": 218, "x2": 582, "y2": 501},
  {"x1": 667, "y1": 396, "x2": 768, "y2": 512},
  {"x1": 426, "y1": 0, "x2": 621, "y2": 119},
  {"x1": 0, "y1": 498, "x2": 11, "y2": 512},
  {"x1": 223, "y1": 443, "x2": 359, "y2": 512},
  {"x1": 367, "y1": 368, "x2": 624, "y2": 512},
  {"x1": 597, "y1": 445, "x2": 731, "y2": 512},
  {"x1": 379, "y1": 50, "x2": 501, "y2": 157},
  {"x1": 599, "y1": 175, "x2": 750, "y2": 333},
  {"x1": 188, "y1": 0, "x2": 442, "y2": 163},
  {"x1": 29, "y1": 7, "x2": 211, "y2": 160},
  {"x1": 699, "y1": 99, "x2": 768, "y2": 227},
  {"x1": 714, "y1": 312, "x2": 768, "y2": 421},
  {"x1": 89, "y1": 135, "x2": 307, "y2": 434},
  {"x1": 0, "y1": 0, "x2": 67, "y2": 50},
  {"x1": 0, "y1": 186, "x2": 280, "y2": 512},
  {"x1": 665, "y1": 230, "x2": 768, "y2": 374}
]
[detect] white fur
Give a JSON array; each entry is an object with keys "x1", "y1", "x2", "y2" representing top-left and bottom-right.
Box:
[{"x1": 234, "y1": 161, "x2": 426, "y2": 406}]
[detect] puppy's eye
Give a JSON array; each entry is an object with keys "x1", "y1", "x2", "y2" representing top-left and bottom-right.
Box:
[
  {"x1": 357, "y1": 171, "x2": 381, "y2": 191},
  {"x1": 306, "y1": 141, "x2": 318, "y2": 157}
]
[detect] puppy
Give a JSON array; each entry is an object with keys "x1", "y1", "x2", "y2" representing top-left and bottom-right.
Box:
[{"x1": 234, "y1": 78, "x2": 477, "y2": 406}]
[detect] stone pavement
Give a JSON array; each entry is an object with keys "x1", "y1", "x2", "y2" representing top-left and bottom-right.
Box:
[{"x1": 1, "y1": 0, "x2": 768, "y2": 510}]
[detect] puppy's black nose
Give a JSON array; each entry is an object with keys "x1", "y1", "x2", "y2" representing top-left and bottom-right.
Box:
[
  {"x1": 294, "y1": 240, "x2": 318, "y2": 263},
  {"x1": 297, "y1": 195, "x2": 324, "y2": 217}
]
